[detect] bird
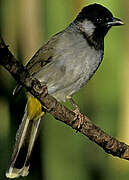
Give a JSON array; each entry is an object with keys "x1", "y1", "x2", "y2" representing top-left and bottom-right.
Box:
[{"x1": 6, "y1": 3, "x2": 124, "y2": 178}]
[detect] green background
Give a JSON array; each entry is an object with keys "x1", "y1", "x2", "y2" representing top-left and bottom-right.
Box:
[{"x1": 0, "y1": 0, "x2": 128, "y2": 179}]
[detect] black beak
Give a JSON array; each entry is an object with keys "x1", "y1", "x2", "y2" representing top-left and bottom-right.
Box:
[{"x1": 106, "y1": 17, "x2": 124, "y2": 26}]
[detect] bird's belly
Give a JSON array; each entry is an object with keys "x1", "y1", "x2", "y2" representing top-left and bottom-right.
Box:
[{"x1": 35, "y1": 48, "x2": 103, "y2": 102}]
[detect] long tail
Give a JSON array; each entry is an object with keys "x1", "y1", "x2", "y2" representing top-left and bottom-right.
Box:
[{"x1": 6, "y1": 94, "x2": 44, "y2": 178}]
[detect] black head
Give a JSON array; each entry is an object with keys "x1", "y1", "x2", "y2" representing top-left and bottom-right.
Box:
[{"x1": 75, "y1": 3, "x2": 123, "y2": 37}]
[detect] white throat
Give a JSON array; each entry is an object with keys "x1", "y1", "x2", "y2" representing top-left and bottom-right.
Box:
[{"x1": 79, "y1": 20, "x2": 95, "y2": 37}]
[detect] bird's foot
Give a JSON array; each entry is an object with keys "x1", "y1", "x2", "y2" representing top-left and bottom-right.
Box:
[
  {"x1": 33, "y1": 79, "x2": 48, "y2": 97},
  {"x1": 73, "y1": 107, "x2": 84, "y2": 132},
  {"x1": 67, "y1": 97, "x2": 84, "y2": 131}
]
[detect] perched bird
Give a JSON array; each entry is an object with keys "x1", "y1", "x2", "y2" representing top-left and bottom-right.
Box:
[{"x1": 6, "y1": 3, "x2": 123, "y2": 178}]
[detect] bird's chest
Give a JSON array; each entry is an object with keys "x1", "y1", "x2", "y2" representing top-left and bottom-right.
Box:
[
  {"x1": 65, "y1": 44, "x2": 104, "y2": 86},
  {"x1": 80, "y1": 47, "x2": 103, "y2": 81}
]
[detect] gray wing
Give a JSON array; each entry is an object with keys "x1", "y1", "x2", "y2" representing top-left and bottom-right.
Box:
[
  {"x1": 26, "y1": 31, "x2": 62, "y2": 76},
  {"x1": 13, "y1": 31, "x2": 62, "y2": 95}
]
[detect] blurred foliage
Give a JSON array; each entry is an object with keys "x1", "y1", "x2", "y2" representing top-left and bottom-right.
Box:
[{"x1": 0, "y1": 0, "x2": 128, "y2": 180}]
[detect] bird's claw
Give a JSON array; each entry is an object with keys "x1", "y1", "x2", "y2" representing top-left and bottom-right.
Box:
[{"x1": 73, "y1": 107, "x2": 84, "y2": 132}]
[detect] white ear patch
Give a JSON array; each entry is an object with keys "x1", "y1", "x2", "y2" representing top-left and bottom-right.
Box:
[{"x1": 80, "y1": 20, "x2": 95, "y2": 36}]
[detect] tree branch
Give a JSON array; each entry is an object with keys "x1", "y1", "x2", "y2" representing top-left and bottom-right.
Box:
[{"x1": 0, "y1": 36, "x2": 129, "y2": 161}]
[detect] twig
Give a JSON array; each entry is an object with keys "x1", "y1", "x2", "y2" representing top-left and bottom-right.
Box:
[{"x1": 0, "y1": 36, "x2": 129, "y2": 161}]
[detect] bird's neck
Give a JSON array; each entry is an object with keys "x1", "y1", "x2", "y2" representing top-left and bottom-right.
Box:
[
  {"x1": 82, "y1": 30, "x2": 104, "y2": 51},
  {"x1": 70, "y1": 22, "x2": 104, "y2": 51},
  {"x1": 91, "y1": 28, "x2": 105, "y2": 50}
]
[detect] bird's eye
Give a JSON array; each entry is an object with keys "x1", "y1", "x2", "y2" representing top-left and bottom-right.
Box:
[{"x1": 96, "y1": 18, "x2": 102, "y2": 23}]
